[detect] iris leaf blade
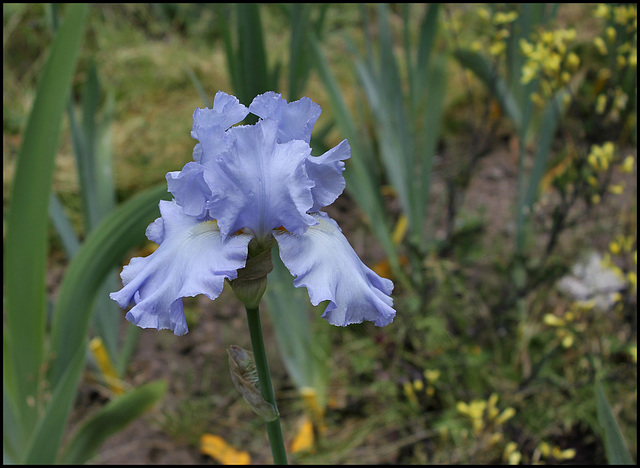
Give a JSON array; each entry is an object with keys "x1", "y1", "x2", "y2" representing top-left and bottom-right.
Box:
[
  {"x1": 59, "y1": 380, "x2": 167, "y2": 465},
  {"x1": 3, "y1": 1, "x2": 88, "y2": 441},
  {"x1": 595, "y1": 379, "x2": 634, "y2": 465}
]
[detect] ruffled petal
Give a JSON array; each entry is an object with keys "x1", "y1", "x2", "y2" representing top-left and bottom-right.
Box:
[
  {"x1": 206, "y1": 119, "x2": 316, "y2": 240},
  {"x1": 306, "y1": 139, "x2": 350, "y2": 211},
  {"x1": 166, "y1": 162, "x2": 211, "y2": 218},
  {"x1": 191, "y1": 91, "x2": 249, "y2": 164},
  {"x1": 249, "y1": 91, "x2": 321, "y2": 143},
  {"x1": 275, "y1": 212, "x2": 395, "y2": 327},
  {"x1": 110, "y1": 200, "x2": 251, "y2": 335}
]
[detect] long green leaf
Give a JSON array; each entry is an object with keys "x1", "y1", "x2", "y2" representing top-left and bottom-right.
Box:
[
  {"x1": 287, "y1": 3, "x2": 311, "y2": 100},
  {"x1": 3, "y1": 2, "x2": 88, "y2": 443},
  {"x1": 20, "y1": 183, "x2": 170, "y2": 464},
  {"x1": 49, "y1": 192, "x2": 81, "y2": 258},
  {"x1": 60, "y1": 380, "x2": 167, "y2": 464},
  {"x1": 414, "y1": 3, "x2": 440, "y2": 96},
  {"x1": 415, "y1": 54, "x2": 447, "y2": 246},
  {"x1": 22, "y1": 343, "x2": 87, "y2": 464},
  {"x1": 595, "y1": 380, "x2": 634, "y2": 465},
  {"x1": 235, "y1": 3, "x2": 270, "y2": 106},
  {"x1": 522, "y1": 90, "x2": 568, "y2": 211},
  {"x1": 48, "y1": 183, "x2": 172, "y2": 388}
]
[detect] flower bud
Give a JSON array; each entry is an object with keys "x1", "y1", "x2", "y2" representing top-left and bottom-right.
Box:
[{"x1": 228, "y1": 345, "x2": 278, "y2": 422}]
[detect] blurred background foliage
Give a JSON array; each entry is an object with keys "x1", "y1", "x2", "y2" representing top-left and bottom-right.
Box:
[{"x1": 3, "y1": 3, "x2": 636, "y2": 465}]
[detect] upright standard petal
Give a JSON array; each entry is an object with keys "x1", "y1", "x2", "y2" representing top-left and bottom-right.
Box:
[
  {"x1": 110, "y1": 200, "x2": 252, "y2": 335},
  {"x1": 191, "y1": 91, "x2": 249, "y2": 164},
  {"x1": 205, "y1": 119, "x2": 317, "y2": 240},
  {"x1": 275, "y1": 212, "x2": 395, "y2": 327},
  {"x1": 250, "y1": 92, "x2": 351, "y2": 211},
  {"x1": 249, "y1": 91, "x2": 321, "y2": 143}
]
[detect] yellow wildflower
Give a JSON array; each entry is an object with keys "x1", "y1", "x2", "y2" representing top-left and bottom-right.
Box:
[
  {"x1": 609, "y1": 184, "x2": 624, "y2": 195},
  {"x1": 621, "y1": 155, "x2": 635, "y2": 173},
  {"x1": 493, "y1": 11, "x2": 518, "y2": 25},
  {"x1": 629, "y1": 48, "x2": 637, "y2": 67},
  {"x1": 545, "y1": 52, "x2": 562, "y2": 73},
  {"x1": 617, "y1": 55, "x2": 627, "y2": 68},
  {"x1": 504, "y1": 442, "x2": 520, "y2": 463},
  {"x1": 543, "y1": 313, "x2": 565, "y2": 327},
  {"x1": 457, "y1": 401, "x2": 470, "y2": 415},
  {"x1": 562, "y1": 332, "x2": 574, "y2": 348},
  {"x1": 541, "y1": 30, "x2": 555, "y2": 45},
  {"x1": 424, "y1": 369, "x2": 441, "y2": 383},
  {"x1": 552, "y1": 446, "x2": 577, "y2": 460},
  {"x1": 495, "y1": 407, "x2": 516, "y2": 425},
  {"x1": 489, "y1": 433, "x2": 504, "y2": 446},
  {"x1": 594, "y1": 4, "x2": 611, "y2": 19},
  {"x1": 522, "y1": 64, "x2": 538, "y2": 84},
  {"x1": 595, "y1": 94, "x2": 607, "y2": 114},
  {"x1": 413, "y1": 379, "x2": 424, "y2": 392},
  {"x1": 530, "y1": 92, "x2": 545, "y2": 107},
  {"x1": 490, "y1": 40, "x2": 507, "y2": 56},
  {"x1": 594, "y1": 36, "x2": 608, "y2": 55},
  {"x1": 520, "y1": 38, "x2": 534, "y2": 56},
  {"x1": 404, "y1": 381, "x2": 419, "y2": 405},
  {"x1": 566, "y1": 52, "x2": 580, "y2": 70},
  {"x1": 478, "y1": 7, "x2": 491, "y2": 21},
  {"x1": 610, "y1": 240, "x2": 622, "y2": 255}
]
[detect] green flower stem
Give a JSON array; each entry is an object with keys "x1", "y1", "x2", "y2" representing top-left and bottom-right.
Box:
[{"x1": 245, "y1": 305, "x2": 288, "y2": 465}]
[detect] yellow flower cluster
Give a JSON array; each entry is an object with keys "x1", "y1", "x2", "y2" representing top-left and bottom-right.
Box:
[
  {"x1": 604, "y1": 234, "x2": 638, "y2": 294},
  {"x1": 587, "y1": 141, "x2": 615, "y2": 172},
  {"x1": 457, "y1": 392, "x2": 516, "y2": 436},
  {"x1": 503, "y1": 441, "x2": 522, "y2": 465},
  {"x1": 505, "y1": 440, "x2": 576, "y2": 465},
  {"x1": 520, "y1": 28, "x2": 579, "y2": 101},
  {"x1": 594, "y1": 4, "x2": 637, "y2": 31},
  {"x1": 543, "y1": 301, "x2": 592, "y2": 348},
  {"x1": 469, "y1": 7, "x2": 518, "y2": 58},
  {"x1": 591, "y1": 4, "x2": 637, "y2": 121},
  {"x1": 532, "y1": 441, "x2": 577, "y2": 463},
  {"x1": 402, "y1": 368, "x2": 441, "y2": 405},
  {"x1": 585, "y1": 143, "x2": 635, "y2": 203}
]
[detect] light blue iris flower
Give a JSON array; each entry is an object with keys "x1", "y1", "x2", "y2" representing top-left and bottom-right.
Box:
[{"x1": 110, "y1": 91, "x2": 395, "y2": 335}]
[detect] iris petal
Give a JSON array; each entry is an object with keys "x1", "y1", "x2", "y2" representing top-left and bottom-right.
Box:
[
  {"x1": 205, "y1": 119, "x2": 316, "y2": 240},
  {"x1": 166, "y1": 162, "x2": 211, "y2": 218},
  {"x1": 249, "y1": 91, "x2": 321, "y2": 143},
  {"x1": 275, "y1": 212, "x2": 395, "y2": 327},
  {"x1": 249, "y1": 92, "x2": 351, "y2": 211},
  {"x1": 110, "y1": 200, "x2": 251, "y2": 335},
  {"x1": 191, "y1": 91, "x2": 249, "y2": 164},
  {"x1": 306, "y1": 139, "x2": 350, "y2": 211}
]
